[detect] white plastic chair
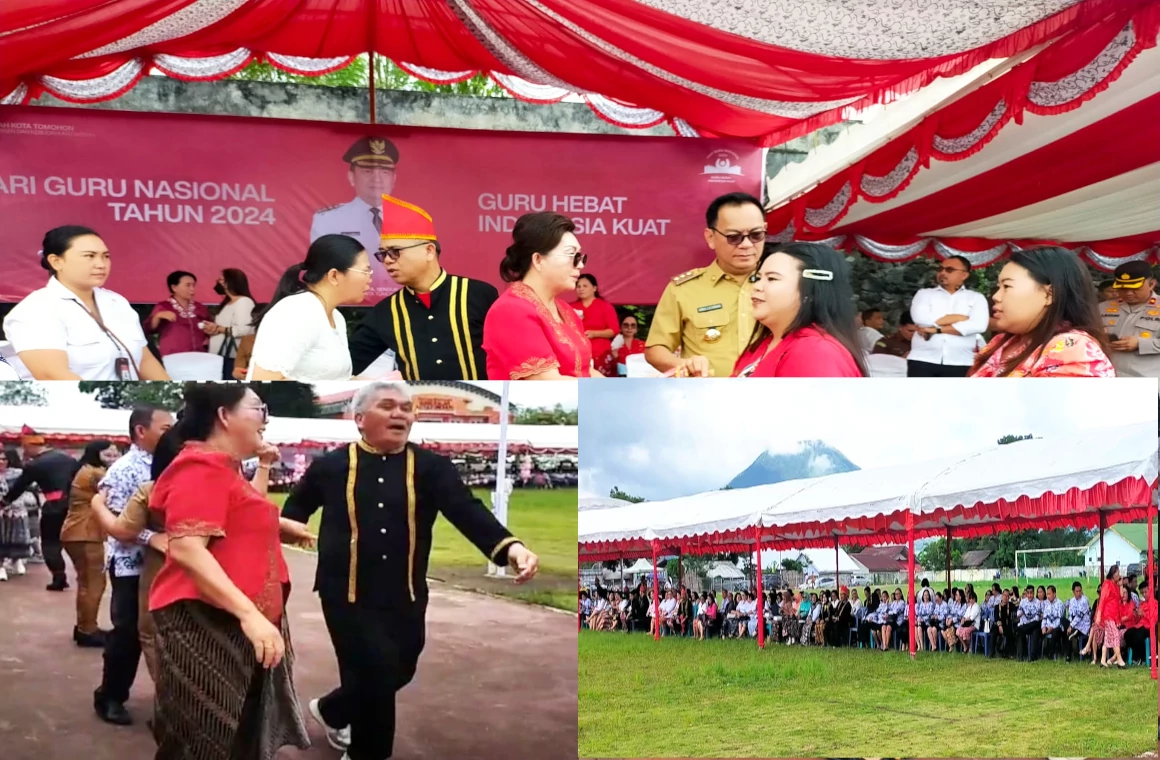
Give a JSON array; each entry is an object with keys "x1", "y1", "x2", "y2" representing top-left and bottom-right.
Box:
[
  {"x1": 866, "y1": 352, "x2": 907, "y2": 378},
  {"x1": 163, "y1": 352, "x2": 224, "y2": 381},
  {"x1": 625, "y1": 354, "x2": 662, "y2": 378}
]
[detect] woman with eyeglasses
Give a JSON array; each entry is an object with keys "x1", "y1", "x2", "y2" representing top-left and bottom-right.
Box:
[
  {"x1": 148, "y1": 383, "x2": 314, "y2": 758},
  {"x1": 732, "y1": 242, "x2": 867, "y2": 377},
  {"x1": 482, "y1": 212, "x2": 595, "y2": 380},
  {"x1": 247, "y1": 234, "x2": 372, "y2": 381},
  {"x1": 611, "y1": 314, "x2": 647, "y2": 376},
  {"x1": 970, "y1": 246, "x2": 1114, "y2": 377}
]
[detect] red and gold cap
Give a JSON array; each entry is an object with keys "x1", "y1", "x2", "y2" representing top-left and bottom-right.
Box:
[
  {"x1": 20, "y1": 424, "x2": 44, "y2": 446},
  {"x1": 380, "y1": 195, "x2": 437, "y2": 242}
]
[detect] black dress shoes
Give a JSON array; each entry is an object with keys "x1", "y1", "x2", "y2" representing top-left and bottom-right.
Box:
[
  {"x1": 45, "y1": 574, "x2": 69, "y2": 591},
  {"x1": 73, "y1": 627, "x2": 107, "y2": 648},
  {"x1": 93, "y1": 689, "x2": 133, "y2": 726}
]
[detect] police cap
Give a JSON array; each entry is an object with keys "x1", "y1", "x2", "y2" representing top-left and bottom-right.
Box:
[{"x1": 1112, "y1": 260, "x2": 1155, "y2": 289}]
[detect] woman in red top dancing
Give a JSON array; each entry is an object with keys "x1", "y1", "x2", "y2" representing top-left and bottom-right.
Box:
[
  {"x1": 732, "y1": 242, "x2": 866, "y2": 378},
  {"x1": 148, "y1": 383, "x2": 315, "y2": 758}
]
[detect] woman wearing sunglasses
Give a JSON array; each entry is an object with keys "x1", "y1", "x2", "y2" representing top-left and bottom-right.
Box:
[
  {"x1": 732, "y1": 242, "x2": 866, "y2": 377},
  {"x1": 970, "y1": 246, "x2": 1114, "y2": 377},
  {"x1": 482, "y1": 212, "x2": 595, "y2": 379},
  {"x1": 247, "y1": 235, "x2": 372, "y2": 381}
]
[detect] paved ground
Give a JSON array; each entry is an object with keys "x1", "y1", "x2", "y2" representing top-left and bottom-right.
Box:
[{"x1": 0, "y1": 551, "x2": 577, "y2": 760}]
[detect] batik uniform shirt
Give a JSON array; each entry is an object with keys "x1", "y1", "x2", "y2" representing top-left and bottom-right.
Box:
[
  {"x1": 916, "y1": 601, "x2": 936, "y2": 623},
  {"x1": 934, "y1": 602, "x2": 951, "y2": 625},
  {"x1": 100, "y1": 445, "x2": 155, "y2": 577},
  {"x1": 1040, "y1": 598, "x2": 1064, "y2": 632},
  {"x1": 889, "y1": 599, "x2": 907, "y2": 621},
  {"x1": 1017, "y1": 597, "x2": 1040, "y2": 624}
]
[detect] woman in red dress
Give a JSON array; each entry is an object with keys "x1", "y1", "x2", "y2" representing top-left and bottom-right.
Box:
[
  {"x1": 612, "y1": 314, "x2": 647, "y2": 376},
  {"x1": 146, "y1": 270, "x2": 212, "y2": 357},
  {"x1": 572, "y1": 274, "x2": 620, "y2": 376},
  {"x1": 732, "y1": 242, "x2": 866, "y2": 378},
  {"x1": 149, "y1": 383, "x2": 314, "y2": 758},
  {"x1": 1091, "y1": 566, "x2": 1127, "y2": 668},
  {"x1": 970, "y1": 247, "x2": 1114, "y2": 378},
  {"x1": 483, "y1": 212, "x2": 594, "y2": 380}
]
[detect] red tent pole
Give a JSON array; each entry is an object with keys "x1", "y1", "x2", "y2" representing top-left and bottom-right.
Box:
[
  {"x1": 945, "y1": 527, "x2": 952, "y2": 590},
  {"x1": 1149, "y1": 497, "x2": 1156, "y2": 680},
  {"x1": 1099, "y1": 510, "x2": 1106, "y2": 580},
  {"x1": 755, "y1": 526, "x2": 765, "y2": 649},
  {"x1": 652, "y1": 540, "x2": 660, "y2": 642},
  {"x1": 677, "y1": 548, "x2": 683, "y2": 591},
  {"x1": 834, "y1": 537, "x2": 840, "y2": 592},
  {"x1": 908, "y1": 512, "x2": 917, "y2": 659}
]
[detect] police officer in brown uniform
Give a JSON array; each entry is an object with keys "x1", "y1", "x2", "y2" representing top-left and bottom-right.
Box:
[
  {"x1": 1101, "y1": 260, "x2": 1160, "y2": 378},
  {"x1": 645, "y1": 192, "x2": 763, "y2": 378}
]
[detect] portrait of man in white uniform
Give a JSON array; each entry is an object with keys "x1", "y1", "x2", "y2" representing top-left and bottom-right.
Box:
[{"x1": 310, "y1": 136, "x2": 401, "y2": 300}]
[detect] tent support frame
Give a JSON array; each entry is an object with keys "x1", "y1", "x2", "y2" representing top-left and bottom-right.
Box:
[
  {"x1": 755, "y1": 526, "x2": 765, "y2": 649},
  {"x1": 908, "y1": 512, "x2": 917, "y2": 659}
]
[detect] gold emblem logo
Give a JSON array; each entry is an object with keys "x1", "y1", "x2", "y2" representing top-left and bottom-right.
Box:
[
  {"x1": 704, "y1": 328, "x2": 722, "y2": 343},
  {"x1": 370, "y1": 139, "x2": 387, "y2": 155}
]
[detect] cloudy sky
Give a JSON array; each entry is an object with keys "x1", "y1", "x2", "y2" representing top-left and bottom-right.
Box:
[
  {"x1": 580, "y1": 379, "x2": 1156, "y2": 501},
  {"x1": 36, "y1": 381, "x2": 576, "y2": 412}
]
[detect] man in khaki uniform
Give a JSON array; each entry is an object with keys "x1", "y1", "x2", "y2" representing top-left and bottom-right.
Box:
[
  {"x1": 1101, "y1": 260, "x2": 1160, "y2": 378},
  {"x1": 645, "y1": 192, "x2": 764, "y2": 378}
]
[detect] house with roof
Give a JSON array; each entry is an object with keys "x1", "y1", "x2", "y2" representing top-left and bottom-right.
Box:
[
  {"x1": 960, "y1": 550, "x2": 994, "y2": 569},
  {"x1": 1083, "y1": 524, "x2": 1152, "y2": 573}
]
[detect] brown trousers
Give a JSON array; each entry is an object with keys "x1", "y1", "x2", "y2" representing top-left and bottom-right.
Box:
[
  {"x1": 63, "y1": 541, "x2": 107, "y2": 634},
  {"x1": 138, "y1": 548, "x2": 164, "y2": 686}
]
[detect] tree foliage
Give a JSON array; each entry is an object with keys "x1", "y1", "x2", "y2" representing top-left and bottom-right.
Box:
[
  {"x1": 998, "y1": 433, "x2": 1035, "y2": 445},
  {"x1": 79, "y1": 382, "x2": 184, "y2": 410},
  {"x1": 512, "y1": 404, "x2": 578, "y2": 425},
  {"x1": 781, "y1": 558, "x2": 805, "y2": 573},
  {"x1": 231, "y1": 55, "x2": 505, "y2": 97},
  {"x1": 0, "y1": 384, "x2": 48, "y2": 407},
  {"x1": 610, "y1": 486, "x2": 645, "y2": 503}
]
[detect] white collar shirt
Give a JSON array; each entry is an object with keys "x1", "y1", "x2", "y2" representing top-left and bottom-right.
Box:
[
  {"x1": 908, "y1": 285, "x2": 990, "y2": 367},
  {"x1": 3, "y1": 277, "x2": 148, "y2": 380}
]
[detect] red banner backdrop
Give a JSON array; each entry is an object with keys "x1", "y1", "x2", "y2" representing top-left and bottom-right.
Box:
[{"x1": 0, "y1": 106, "x2": 762, "y2": 306}]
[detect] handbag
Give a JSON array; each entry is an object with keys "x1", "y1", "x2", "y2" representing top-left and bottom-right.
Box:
[{"x1": 217, "y1": 327, "x2": 237, "y2": 359}]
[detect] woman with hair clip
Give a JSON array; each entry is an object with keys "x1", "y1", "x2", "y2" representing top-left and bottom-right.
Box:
[
  {"x1": 146, "y1": 383, "x2": 315, "y2": 758},
  {"x1": 247, "y1": 234, "x2": 373, "y2": 381},
  {"x1": 731, "y1": 242, "x2": 867, "y2": 377},
  {"x1": 970, "y1": 246, "x2": 1115, "y2": 377},
  {"x1": 4, "y1": 226, "x2": 170, "y2": 380}
]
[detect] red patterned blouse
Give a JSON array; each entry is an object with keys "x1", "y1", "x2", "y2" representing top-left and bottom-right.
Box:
[
  {"x1": 483, "y1": 282, "x2": 593, "y2": 379},
  {"x1": 969, "y1": 330, "x2": 1115, "y2": 378},
  {"x1": 148, "y1": 445, "x2": 290, "y2": 623}
]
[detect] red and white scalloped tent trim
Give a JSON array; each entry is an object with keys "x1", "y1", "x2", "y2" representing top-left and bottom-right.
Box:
[
  {"x1": 765, "y1": 3, "x2": 1160, "y2": 269},
  {"x1": 2, "y1": 0, "x2": 1154, "y2": 146},
  {"x1": 0, "y1": 407, "x2": 577, "y2": 453}
]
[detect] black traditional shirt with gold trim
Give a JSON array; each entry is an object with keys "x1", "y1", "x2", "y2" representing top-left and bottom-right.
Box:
[
  {"x1": 349, "y1": 269, "x2": 498, "y2": 380},
  {"x1": 282, "y1": 440, "x2": 519, "y2": 610}
]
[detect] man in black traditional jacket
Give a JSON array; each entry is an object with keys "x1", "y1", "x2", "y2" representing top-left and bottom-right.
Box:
[{"x1": 282, "y1": 381, "x2": 539, "y2": 760}]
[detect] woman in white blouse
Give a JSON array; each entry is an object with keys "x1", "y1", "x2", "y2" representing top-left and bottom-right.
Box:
[
  {"x1": 205, "y1": 268, "x2": 256, "y2": 379},
  {"x1": 247, "y1": 235, "x2": 372, "y2": 381},
  {"x1": 4, "y1": 226, "x2": 170, "y2": 381}
]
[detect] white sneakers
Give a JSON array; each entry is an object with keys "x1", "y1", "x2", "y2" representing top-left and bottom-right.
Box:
[
  {"x1": 0, "y1": 559, "x2": 28, "y2": 582},
  {"x1": 0, "y1": 567, "x2": 7, "y2": 582},
  {"x1": 11, "y1": 559, "x2": 25, "y2": 576},
  {"x1": 308, "y1": 697, "x2": 352, "y2": 752}
]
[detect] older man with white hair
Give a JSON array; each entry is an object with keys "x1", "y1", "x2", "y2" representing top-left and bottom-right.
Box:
[{"x1": 281, "y1": 381, "x2": 539, "y2": 760}]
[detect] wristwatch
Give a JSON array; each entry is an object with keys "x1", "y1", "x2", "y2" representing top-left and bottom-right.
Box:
[{"x1": 935, "y1": 326, "x2": 942, "y2": 334}]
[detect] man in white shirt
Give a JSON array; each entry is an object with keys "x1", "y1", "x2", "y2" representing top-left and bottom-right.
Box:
[
  {"x1": 907, "y1": 256, "x2": 990, "y2": 377},
  {"x1": 858, "y1": 308, "x2": 886, "y2": 353}
]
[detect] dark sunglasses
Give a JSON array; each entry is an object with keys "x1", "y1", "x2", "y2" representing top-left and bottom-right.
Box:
[
  {"x1": 711, "y1": 228, "x2": 766, "y2": 246},
  {"x1": 375, "y1": 242, "x2": 428, "y2": 263},
  {"x1": 545, "y1": 251, "x2": 587, "y2": 268},
  {"x1": 937, "y1": 266, "x2": 968, "y2": 274}
]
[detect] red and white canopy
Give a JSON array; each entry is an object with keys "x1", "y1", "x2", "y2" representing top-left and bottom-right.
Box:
[
  {"x1": 1, "y1": 0, "x2": 1150, "y2": 145},
  {"x1": 766, "y1": 2, "x2": 1160, "y2": 268}
]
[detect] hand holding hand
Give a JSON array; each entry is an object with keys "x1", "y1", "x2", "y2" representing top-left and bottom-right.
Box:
[{"x1": 278, "y1": 518, "x2": 316, "y2": 549}]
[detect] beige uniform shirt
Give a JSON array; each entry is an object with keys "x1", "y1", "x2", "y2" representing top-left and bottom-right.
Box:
[
  {"x1": 1100, "y1": 295, "x2": 1160, "y2": 378},
  {"x1": 645, "y1": 259, "x2": 755, "y2": 378}
]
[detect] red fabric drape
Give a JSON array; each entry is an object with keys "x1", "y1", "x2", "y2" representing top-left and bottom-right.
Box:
[
  {"x1": 907, "y1": 511, "x2": 917, "y2": 659},
  {"x1": 3, "y1": 0, "x2": 1153, "y2": 145}
]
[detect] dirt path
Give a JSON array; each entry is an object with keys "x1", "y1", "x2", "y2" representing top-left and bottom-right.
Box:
[{"x1": 0, "y1": 551, "x2": 577, "y2": 759}]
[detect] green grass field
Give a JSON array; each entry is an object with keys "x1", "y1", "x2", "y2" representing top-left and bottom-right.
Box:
[
  {"x1": 579, "y1": 631, "x2": 1156, "y2": 758},
  {"x1": 274, "y1": 488, "x2": 576, "y2": 611}
]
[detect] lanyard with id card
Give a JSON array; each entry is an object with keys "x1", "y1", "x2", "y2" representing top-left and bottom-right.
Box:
[{"x1": 74, "y1": 301, "x2": 141, "y2": 380}]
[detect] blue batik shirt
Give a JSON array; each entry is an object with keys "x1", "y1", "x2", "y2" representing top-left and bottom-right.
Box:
[
  {"x1": 100, "y1": 445, "x2": 155, "y2": 577},
  {"x1": 1041, "y1": 598, "x2": 1064, "y2": 631},
  {"x1": 1017, "y1": 596, "x2": 1040, "y2": 624},
  {"x1": 1067, "y1": 596, "x2": 1091, "y2": 635}
]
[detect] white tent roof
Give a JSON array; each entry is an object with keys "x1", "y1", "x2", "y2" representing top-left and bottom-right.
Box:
[
  {"x1": 623, "y1": 558, "x2": 658, "y2": 574},
  {"x1": 706, "y1": 562, "x2": 746, "y2": 580},
  {"x1": 578, "y1": 496, "x2": 638, "y2": 512},
  {"x1": 580, "y1": 422, "x2": 1157, "y2": 558},
  {"x1": 0, "y1": 406, "x2": 577, "y2": 450},
  {"x1": 796, "y1": 548, "x2": 868, "y2": 575}
]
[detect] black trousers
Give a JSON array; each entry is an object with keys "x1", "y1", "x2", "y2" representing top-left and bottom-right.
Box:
[
  {"x1": 1124, "y1": 628, "x2": 1149, "y2": 663},
  {"x1": 907, "y1": 360, "x2": 970, "y2": 378},
  {"x1": 39, "y1": 507, "x2": 67, "y2": 578},
  {"x1": 98, "y1": 573, "x2": 141, "y2": 704},
  {"x1": 1015, "y1": 621, "x2": 1041, "y2": 661},
  {"x1": 1041, "y1": 627, "x2": 1063, "y2": 659},
  {"x1": 318, "y1": 598, "x2": 426, "y2": 760}
]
